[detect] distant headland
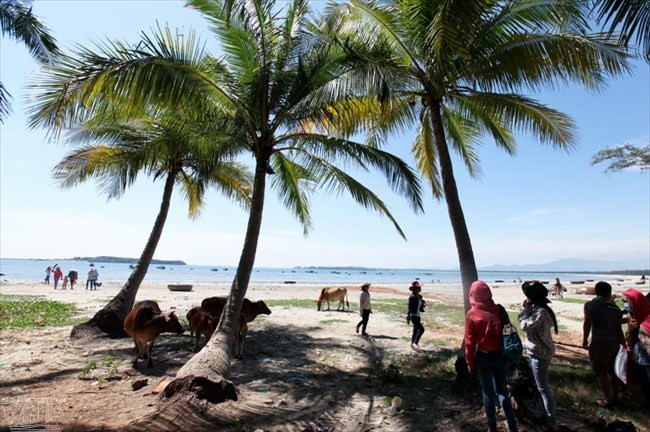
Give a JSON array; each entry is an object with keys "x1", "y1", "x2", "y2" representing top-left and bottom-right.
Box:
[{"x1": 71, "y1": 256, "x2": 186, "y2": 265}]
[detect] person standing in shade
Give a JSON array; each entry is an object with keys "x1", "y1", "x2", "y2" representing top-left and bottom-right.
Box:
[
  {"x1": 356, "y1": 283, "x2": 372, "y2": 337},
  {"x1": 52, "y1": 266, "x2": 63, "y2": 290},
  {"x1": 621, "y1": 288, "x2": 650, "y2": 403},
  {"x1": 465, "y1": 280, "x2": 518, "y2": 432},
  {"x1": 583, "y1": 281, "x2": 625, "y2": 408},
  {"x1": 407, "y1": 281, "x2": 426, "y2": 350},
  {"x1": 44, "y1": 266, "x2": 52, "y2": 284},
  {"x1": 519, "y1": 282, "x2": 559, "y2": 430}
]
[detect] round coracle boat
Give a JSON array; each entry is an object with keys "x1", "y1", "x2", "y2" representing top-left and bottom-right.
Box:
[{"x1": 168, "y1": 284, "x2": 193, "y2": 292}]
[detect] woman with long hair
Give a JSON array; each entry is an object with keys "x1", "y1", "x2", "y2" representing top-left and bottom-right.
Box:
[{"x1": 518, "y1": 281, "x2": 559, "y2": 430}]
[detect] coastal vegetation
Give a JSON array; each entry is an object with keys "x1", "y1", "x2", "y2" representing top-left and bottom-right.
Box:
[
  {"x1": 0, "y1": 294, "x2": 78, "y2": 330},
  {"x1": 71, "y1": 256, "x2": 188, "y2": 265}
]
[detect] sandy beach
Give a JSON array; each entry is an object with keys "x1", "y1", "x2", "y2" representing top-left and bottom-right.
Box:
[{"x1": 1, "y1": 276, "x2": 648, "y2": 431}]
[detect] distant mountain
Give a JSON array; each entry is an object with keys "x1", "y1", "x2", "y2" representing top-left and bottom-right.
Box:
[
  {"x1": 71, "y1": 256, "x2": 186, "y2": 265},
  {"x1": 481, "y1": 258, "x2": 649, "y2": 273}
]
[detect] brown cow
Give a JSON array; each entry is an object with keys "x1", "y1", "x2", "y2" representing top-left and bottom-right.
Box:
[
  {"x1": 124, "y1": 300, "x2": 184, "y2": 367},
  {"x1": 316, "y1": 286, "x2": 349, "y2": 311},
  {"x1": 201, "y1": 297, "x2": 272, "y2": 358},
  {"x1": 186, "y1": 306, "x2": 218, "y2": 352}
]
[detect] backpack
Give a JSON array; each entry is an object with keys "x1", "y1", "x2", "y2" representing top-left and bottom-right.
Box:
[
  {"x1": 507, "y1": 358, "x2": 546, "y2": 423},
  {"x1": 498, "y1": 304, "x2": 523, "y2": 361}
]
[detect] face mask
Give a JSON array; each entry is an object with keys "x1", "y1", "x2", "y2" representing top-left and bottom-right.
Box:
[{"x1": 624, "y1": 302, "x2": 634, "y2": 317}]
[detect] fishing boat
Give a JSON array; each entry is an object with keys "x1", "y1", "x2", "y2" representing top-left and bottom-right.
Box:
[
  {"x1": 129, "y1": 264, "x2": 136, "y2": 269},
  {"x1": 156, "y1": 265, "x2": 166, "y2": 270},
  {"x1": 168, "y1": 284, "x2": 193, "y2": 292},
  {"x1": 570, "y1": 280, "x2": 585, "y2": 284}
]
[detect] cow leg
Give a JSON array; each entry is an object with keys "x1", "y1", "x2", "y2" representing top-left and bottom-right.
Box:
[
  {"x1": 133, "y1": 340, "x2": 143, "y2": 367},
  {"x1": 326, "y1": 300, "x2": 331, "y2": 311},
  {"x1": 147, "y1": 340, "x2": 155, "y2": 368},
  {"x1": 237, "y1": 320, "x2": 248, "y2": 360}
]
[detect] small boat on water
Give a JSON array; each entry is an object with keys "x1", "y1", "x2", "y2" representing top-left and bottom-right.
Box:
[
  {"x1": 129, "y1": 264, "x2": 136, "y2": 269},
  {"x1": 570, "y1": 280, "x2": 585, "y2": 284},
  {"x1": 635, "y1": 280, "x2": 646, "y2": 285},
  {"x1": 211, "y1": 268, "x2": 219, "y2": 271},
  {"x1": 168, "y1": 284, "x2": 193, "y2": 292},
  {"x1": 284, "y1": 280, "x2": 296, "y2": 284},
  {"x1": 156, "y1": 265, "x2": 166, "y2": 270},
  {"x1": 494, "y1": 280, "x2": 505, "y2": 283}
]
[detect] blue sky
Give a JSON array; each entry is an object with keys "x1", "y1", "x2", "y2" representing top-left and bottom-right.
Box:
[{"x1": 1, "y1": 0, "x2": 648, "y2": 270}]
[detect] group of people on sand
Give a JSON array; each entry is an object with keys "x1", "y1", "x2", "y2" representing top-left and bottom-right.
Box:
[
  {"x1": 44, "y1": 264, "x2": 99, "y2": 290},
  {"x1": 355, "y1": 278, "x2": 650, "y2": 432},
  {"x1": 464, "y1": 280, "x2": 650, "y2": 432},
  {"x1": 353, "y1": 280, "x2": 426, "y2": 351}
]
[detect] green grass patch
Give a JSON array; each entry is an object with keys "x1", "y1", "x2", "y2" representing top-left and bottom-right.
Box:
[
  {"x1": 556, "y1": 297, "x2": 589, "y2": 305},
  {"x1": 265, "y1": 299, "x2": 319, "y2": 310},
  {"x1": 0, "y1": 294, "x2": 79, "y2": 330}
]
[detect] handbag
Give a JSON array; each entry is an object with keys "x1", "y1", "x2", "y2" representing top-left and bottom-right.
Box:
[
  {"x1": 498, "y1": 304, "x2": 523, "y2": 361},
  {"x1": 614, "y1": 345, "x2": 631, "y2": 385}
]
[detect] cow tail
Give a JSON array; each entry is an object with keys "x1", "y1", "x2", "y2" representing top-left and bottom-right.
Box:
[{"x1": 345, "y1": 289, "x2": 349, "y2": 310}]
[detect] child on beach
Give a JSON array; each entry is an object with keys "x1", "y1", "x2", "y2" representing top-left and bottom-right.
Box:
[
  {"x1": 62, "y1": 275, "x2": 69, "y2": 290},
  {"x1": 44, "y1": 266, "x2": 52, "y2": 284}
]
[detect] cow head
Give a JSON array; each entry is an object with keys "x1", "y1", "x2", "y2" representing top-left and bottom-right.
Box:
[
  {"x1": 164, "y1": 311, "x2": 185, "y2": 334},
  {"x1": 257, "y1": 300, "x2": 272, "y2": 316},
  {"x1": 316, "y1": 299, "x2": 323, "y2": 311}
]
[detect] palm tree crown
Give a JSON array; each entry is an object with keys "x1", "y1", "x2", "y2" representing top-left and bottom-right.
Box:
[{"x1": 325, "y1": 0, "x2": 632, "y2": 311}]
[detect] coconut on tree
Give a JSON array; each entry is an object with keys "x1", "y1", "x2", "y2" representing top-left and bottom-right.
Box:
[{"x1": 28, "y1": 0, "x2": 424, "y2": 407}]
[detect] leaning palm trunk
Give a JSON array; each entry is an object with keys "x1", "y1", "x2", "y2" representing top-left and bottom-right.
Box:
[
  {"x1": 70, "y1": 171, "x2": 176, "y2": 338},
  {"x1": 430, "y1": 101, "x2": 478, "y2": 314},
  {"x1": 162, "y1": 159, "x2": 267, "y2": 402}
]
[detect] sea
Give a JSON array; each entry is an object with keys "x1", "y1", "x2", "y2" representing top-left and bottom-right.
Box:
[{"x1": 0, "y1": 258, "x2": 604, "y2": 286}]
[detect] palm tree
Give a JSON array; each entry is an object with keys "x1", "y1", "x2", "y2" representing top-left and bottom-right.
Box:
[
  {"x1": 28, "y1": 0, "x2": 423, "y2": 401},
  {"x1": 0, "y1": 0, "x2": 58, "y2": 122},
  {"x1": 57, "y1": 108, "x2": 253, "y2": 337},
  {"x1": 591, "y1": 0, "x2": 650, "y2": 61},
  {"x1": 325, "y1": 0, "x2": 631, "y2": 313}
]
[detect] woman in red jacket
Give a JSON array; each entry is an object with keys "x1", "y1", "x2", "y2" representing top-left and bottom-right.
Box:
[{"x1": 465, "y1": 280, "x2": 518, "y2": 432}]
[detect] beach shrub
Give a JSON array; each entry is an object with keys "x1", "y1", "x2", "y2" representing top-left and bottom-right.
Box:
[{"x1": 0, "y1": 294, "x2": 79, "y2": 329}]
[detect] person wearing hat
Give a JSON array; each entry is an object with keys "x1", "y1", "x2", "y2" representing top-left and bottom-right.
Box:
[
  {"x1": 356, "y1": 283, "x2": 372, "y2": 336},
  {"x1": 407, "y1": 281, "x2": 426, "y2": 350},
  {"x1": 518, "y1": 281, "x2": 559, "y2": 430}
]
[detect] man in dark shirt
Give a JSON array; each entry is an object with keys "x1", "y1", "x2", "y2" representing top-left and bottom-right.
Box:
[{"x1": 583, "y1": 281, "x2": 625, "y2": 407}]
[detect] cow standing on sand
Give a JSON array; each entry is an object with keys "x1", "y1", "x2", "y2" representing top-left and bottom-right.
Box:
[
  {"x1": 187, "y1": 306, "x2": 218, "y2": 352},
  {"x1": 201, "y1": 297, "x2": 272, "y2": 359},
  {"x1": 123, "y1": 300, "x2": 184, "y2": 368},
  {"x1": 316, "y1": 286, "x2": 349, "y2": 311}
]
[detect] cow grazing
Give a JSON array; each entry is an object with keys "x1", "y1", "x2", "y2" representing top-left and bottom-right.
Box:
[
  {"x1": 123, "y1": 300, "x2": 184, "y2": 367},
  {"x1": 316, "y1": 286, "x2": 349, "y2": 311},
  {"x1": 201, "y1": 297, "x2": 272, "y2": 358},
  {"x1": 187, "y1": 306, "x2": 218, "y2": 352}
]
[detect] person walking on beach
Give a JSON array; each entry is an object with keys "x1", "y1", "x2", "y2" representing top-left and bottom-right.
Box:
[
  {"x1": 52, "y1": 266, "x2": 63, "y2": 289},
  {"x1": 86, "y1": 265, "x2": 98, "y2": 290},
  {"x1": 583, "y1": 281, "x2": 625, "y2": 408},
  {"x1": 44, "y1": 266, "x2": 52, "y2": 284},
  {"x1": 519, "y1": 281, "x2": 559, "y2": 430},
  {"x1": 464, "y1": 280, "x2": 518, "y2": 432},
  {"x1": 622, "y1": 289, "x2": 650, "y2": 403},
  {"x1": 407, "y1": 281, "x2": 426, "y2": 350},
  {"x1": 356, "y1": 283, "x2": 372, "y2": 337}
]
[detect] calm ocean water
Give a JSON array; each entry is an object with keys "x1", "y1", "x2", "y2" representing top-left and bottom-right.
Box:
[{"x1": 0, "y1": 258, "x2": 599, "y2": 286}]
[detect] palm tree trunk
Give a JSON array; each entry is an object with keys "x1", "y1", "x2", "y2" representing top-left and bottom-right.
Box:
[
  {"x1": 164, "y1": 156, "x2": 267, "y2": 403},
  {"x1": 429, "y1": 100, "x2": 478, "y2": 314},
  {"x1": 70, "y1": 171, "x2": 177, "y2": 338}
]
